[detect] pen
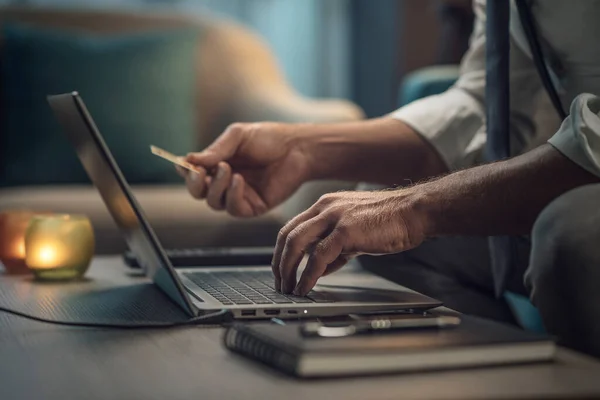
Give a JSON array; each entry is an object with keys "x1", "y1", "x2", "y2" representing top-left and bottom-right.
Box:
[{"x1": 300, "y1": 315, "x2": 461, "y2": 338}]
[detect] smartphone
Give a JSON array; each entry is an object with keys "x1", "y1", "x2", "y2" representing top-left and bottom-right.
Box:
[{"x1": 301, "y1": 313, "x2": 461, "y2": 337}]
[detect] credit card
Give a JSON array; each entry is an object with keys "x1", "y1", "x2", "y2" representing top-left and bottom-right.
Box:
[{"x1": 150, "y1": 145, "x2": 201, "y2": 173}]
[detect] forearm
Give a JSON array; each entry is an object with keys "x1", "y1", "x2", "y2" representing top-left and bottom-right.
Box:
[
  {"x1": 295, "y1": 117, "x2": 448, "y2": 185},
  {"x1": 418, "y1": 144, "x2": 600, "y2": 236}
]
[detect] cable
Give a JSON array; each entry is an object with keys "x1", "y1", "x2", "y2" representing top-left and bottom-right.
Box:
[
  {"x1": 0, "y1": 305, "x2": 232, "y2": 329},
  {"x1": 515, "y1": 0, "x2": 567, "y2": 120}
]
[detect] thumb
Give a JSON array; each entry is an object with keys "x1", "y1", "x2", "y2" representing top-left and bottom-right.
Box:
[{"x1": 186, "y1": 124, "x2": 245, "y2": 168}]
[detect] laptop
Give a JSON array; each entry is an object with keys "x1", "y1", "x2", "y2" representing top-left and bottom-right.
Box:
[{"x1": 47, "y1": 92, "x2": 441, "y2": 319}]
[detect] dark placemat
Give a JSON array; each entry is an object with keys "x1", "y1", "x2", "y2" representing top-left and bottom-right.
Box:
[{"x1": 0, "y1": 264, "x2": 190, "y2": 332}]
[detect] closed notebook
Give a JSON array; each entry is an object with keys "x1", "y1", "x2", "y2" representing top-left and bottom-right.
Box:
[{"x1": 223, "y1": 315, "x2": 555, "y2": 378}]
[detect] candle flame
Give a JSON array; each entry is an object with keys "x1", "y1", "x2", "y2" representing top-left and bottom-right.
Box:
[
  {"x1": 15, "y1": 241, "x2": 26, "y2": 258},
  {"x1": 38, "y1": 246, "x2": 57, "y2": 265}
]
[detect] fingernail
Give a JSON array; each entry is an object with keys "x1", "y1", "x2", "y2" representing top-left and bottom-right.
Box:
[{"x1": 190, "y1": 171, "x2": 199, "y2": 181}]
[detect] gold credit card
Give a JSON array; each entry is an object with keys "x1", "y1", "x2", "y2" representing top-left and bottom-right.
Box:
[{"x1": 150, "y1": 145, "x2": 201, "y2": 173}]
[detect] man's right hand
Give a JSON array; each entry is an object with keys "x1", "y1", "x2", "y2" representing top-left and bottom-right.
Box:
[{"x1": 179, "y1": 122, "x2": 311, "y2": 218}]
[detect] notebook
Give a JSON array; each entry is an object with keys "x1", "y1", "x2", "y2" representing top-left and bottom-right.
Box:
[{"x1": 223, "y1": 314, "x2": 555, "y2": 378}]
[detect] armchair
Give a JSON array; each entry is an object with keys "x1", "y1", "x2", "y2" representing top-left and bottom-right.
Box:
[{"x1": 0, "y1": 7, "x2": 362, "y2": 254}]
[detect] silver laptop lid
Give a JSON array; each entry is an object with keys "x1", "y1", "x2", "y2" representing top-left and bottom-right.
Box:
[{"x1": 47, "y1": 92, "x2": 196, "y2": 316}]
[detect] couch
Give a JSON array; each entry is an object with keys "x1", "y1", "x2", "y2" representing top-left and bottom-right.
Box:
[{"x1": 0, "y1": 6, "x2": 363, "y2": 254}]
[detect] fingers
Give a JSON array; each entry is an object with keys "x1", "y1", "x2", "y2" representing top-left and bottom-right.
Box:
[
  {"x1": 271, "y1": 209, "x2": 319, "y2": 292},
  {"x1": 175, "y1": 164, "x2": 188, "y2": 178},
  {"x1": 225, "y1": 174, "x2": 269, "y2": 218},
  {"x1": 184, "y1": 168, "x2": 208, "y2": 200},
  {"x1": 277, "y1": 216, "x2": 331, "y2": 294},
  {"x1": 184, "y1": 161, "x2": 267, "y2": 217},
  {"x1": 225, "y1": 174, "x2": 254, "y2": 217},
  {"x1": 206, "y1": 162, "x2": 232, "y2": 210},
  {"x1": 186, "y1": 124, "x2": 245, "y2": 168},
  {"x1": 294, "y1": 230, "x2": 345, "y2": 296},
  {"x1": 240, "y1": 184, "x2": 268, "y2": 217}
]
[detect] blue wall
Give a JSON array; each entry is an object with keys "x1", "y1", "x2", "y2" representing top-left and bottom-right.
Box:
[
  {"x1": 6, "y1": 0, "x2": 352, "y2": 100},
  {"x1": 3, "y1": 0, "x2": 402, "y2": 115},
  {"x1": 350, "y1": 0, "x2": 399, "y2": 118}
]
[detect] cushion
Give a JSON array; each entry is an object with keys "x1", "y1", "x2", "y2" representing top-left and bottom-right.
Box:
[
  {"x1": 0, "y1": 23, "x2": 199, "y2": 186},
  {"x1": 398, "y1": 65, "x2": 460, "y2": 107},
  {"x1": 504, "y1": 291, "x2": 546, "y2": 333},
  {"x1": 0, "y1": 185, "x2": 284, "y2": 254}
]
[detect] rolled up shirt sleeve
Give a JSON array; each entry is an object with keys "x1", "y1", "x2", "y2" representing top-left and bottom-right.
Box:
[
  {"x1": 390, "y1": 83, "x2": 486, "y2": 170},
  {"x1": 548, "y1": 93, "x2": 600, "y2": 177},
  {"x1": 390, "y1": 0, "x2": 543, "y2": 170}
]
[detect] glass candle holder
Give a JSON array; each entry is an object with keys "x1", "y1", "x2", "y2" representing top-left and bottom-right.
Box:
[
  {"x1": 25, "y1": 215, "x2": 95, "y2": 281},
  {"x1": 0, "y1": 210, "x2": 38, "y2": 274}
]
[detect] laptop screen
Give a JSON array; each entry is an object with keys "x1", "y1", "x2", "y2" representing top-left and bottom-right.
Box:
[{"x1": 47, "y1": 92, "x2": 195, "y2": 316}]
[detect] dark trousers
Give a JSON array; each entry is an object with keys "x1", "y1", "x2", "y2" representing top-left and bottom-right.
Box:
[{"x1": 360, "y1": 184, "x2": 600, "y2": 358}]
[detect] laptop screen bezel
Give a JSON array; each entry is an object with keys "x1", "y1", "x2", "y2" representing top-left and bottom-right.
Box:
[{"x1": 47, "y1": 92, "x2": 196, "y2": 316}]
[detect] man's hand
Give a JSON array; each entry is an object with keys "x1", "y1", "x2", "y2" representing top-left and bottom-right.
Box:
[
  {"x1": 271, "y1": 144, "x2": 600, "y2": 296},
  {"x1": 272, "y1": 189, "x2": 430, "y2": 295},
  {"x1": 179, "y1": 118, "x2": 447, "y2": 218},
  {"x1": 179, "y1": 122, "x2": 311, "y2": 217}
]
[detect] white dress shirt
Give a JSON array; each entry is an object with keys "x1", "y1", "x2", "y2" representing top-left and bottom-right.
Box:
[{"x1": 390, "y1": 0, "x2": 600, "y2": 177}]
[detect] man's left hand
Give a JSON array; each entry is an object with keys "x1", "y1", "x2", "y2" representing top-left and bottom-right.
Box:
[{"x1": 272, "y1": 189, "x2": 430, "y2": 295}]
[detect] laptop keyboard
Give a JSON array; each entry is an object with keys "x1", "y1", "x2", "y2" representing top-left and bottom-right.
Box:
[{"x1": 183, "y1": 271, "x2": 333, "y2": 306}]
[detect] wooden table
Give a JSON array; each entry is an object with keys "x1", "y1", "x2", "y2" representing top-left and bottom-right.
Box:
[{"x1": 1, "y1": 256, "x2": 600, "y2": 400}]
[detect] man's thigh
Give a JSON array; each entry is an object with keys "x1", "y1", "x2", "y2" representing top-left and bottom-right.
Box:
[{"x1": 526, "y1": 183, "x2": 600, "y2": 356}]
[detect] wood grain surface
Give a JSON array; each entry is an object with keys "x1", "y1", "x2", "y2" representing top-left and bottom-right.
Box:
[{"x1": 1, "y1": 256, "x2": 600, "y2": 400}]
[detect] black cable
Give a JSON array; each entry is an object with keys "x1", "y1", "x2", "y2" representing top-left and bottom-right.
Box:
[
  {"x1": 0, "y1": 305, "x2": 232, "y2": 329},
  {"x1": 515, "y1": 0, "x2": 567, "y2": 120}
]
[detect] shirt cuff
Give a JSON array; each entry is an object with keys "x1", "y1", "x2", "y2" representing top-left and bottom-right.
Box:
[
  {"x1": 389, "y1": 88, "x2": 484, "y2": 170},
  {"x1": 548, "y1": 93, "x2": 600, "y2": 178}
]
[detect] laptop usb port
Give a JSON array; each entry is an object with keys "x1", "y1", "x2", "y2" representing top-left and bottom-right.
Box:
[
  {"x1": 264, "y1": 309, "x2": 280, "y2": 316},
  {"x1": 241, "y1": 310, "x2": 256, "y2": 316}
]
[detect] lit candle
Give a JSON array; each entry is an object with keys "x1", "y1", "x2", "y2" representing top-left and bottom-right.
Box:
[
  {"x1": 25, "y1": 215, "x2": 95, "y2": 280},
  {"x1": 0, "y1": 210, "x2": 37, "y2": 274}
]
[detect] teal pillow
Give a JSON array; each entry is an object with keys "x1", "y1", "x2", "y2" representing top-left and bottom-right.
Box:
[
  {"x1": 398, "y1": 66, "x2": 460, "y2": 107},
  {"x1": 0, "y1": 23, "x2": 199, "y2": 186}
]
